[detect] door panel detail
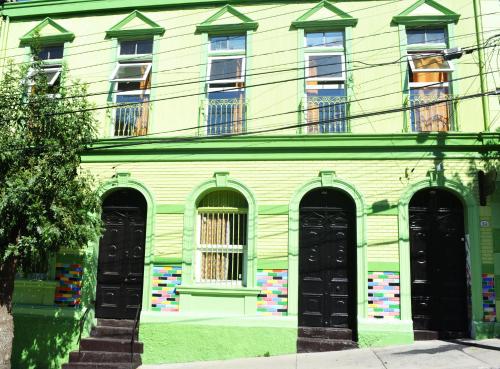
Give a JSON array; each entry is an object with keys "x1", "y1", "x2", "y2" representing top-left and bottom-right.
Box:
[
  {"x1": 96, "y1": 190, "x2": 147, "y2": 320},
  {"x1": 298, "y1": 189, "x2": 356, "y2": 333},
  {"x1": 409, "y1": 189, "x2": 468, "y2": 338}
]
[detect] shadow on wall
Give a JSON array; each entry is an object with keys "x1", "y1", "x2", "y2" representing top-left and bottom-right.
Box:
[{"x1": 12, "y1": 311, "x2": 80, "y2": 369}]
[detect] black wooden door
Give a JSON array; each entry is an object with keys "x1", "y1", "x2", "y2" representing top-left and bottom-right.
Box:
[
  {"x1": 409, "y1": 189, "x2": 468, "y2": 338},
  {"x1": 299, "y1": 189, "x2": 356, "y2": 330},
  {"x1": 96, "y1": 203, "x2": 146, "y2": 320}
]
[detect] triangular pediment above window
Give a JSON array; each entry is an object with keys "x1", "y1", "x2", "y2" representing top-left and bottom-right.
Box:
[
  {"x1": 20, "y1": 18, "x2": 75, "y2": 46},
  {"x1": 196, "y1": 5, "x2": 258, "y2": 33},
  {"x1": 392, "y1": 0, "x2": 460, "y2": 26},
  {"x1": 291, "y1": 1, "x2": 358, "y2": 29},
  {"x1": 106, "y1": 10, "x2": 165, "y2": 39}
]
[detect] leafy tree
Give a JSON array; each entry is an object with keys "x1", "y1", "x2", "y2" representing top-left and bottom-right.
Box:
[{"x1": 0, "y1": 58, "x2": 102, "y2": 368}]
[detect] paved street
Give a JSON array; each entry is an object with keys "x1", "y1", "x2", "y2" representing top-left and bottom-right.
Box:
[{"x1": 140, "y1": 339, "x2": 500, "y2": 369}]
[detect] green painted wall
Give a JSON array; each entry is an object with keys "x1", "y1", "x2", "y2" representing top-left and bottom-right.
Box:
[
  {"x1": 140, "y1": 322, "x2": 297, "y2": 364},
  {"x1": 11, "y1": 308, "x2": 88, "y2": 369}
]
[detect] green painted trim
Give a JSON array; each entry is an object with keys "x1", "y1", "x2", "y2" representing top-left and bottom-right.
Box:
[
  {"x1": 288, "y1": 172, "x2": 368, "y2": 320},
  {"x1": 82, "y1": 133, "x2": 500, "y2": 162},
  {"x1": 140, "y1": 311, "x2": 297, "y2": 327},
  {"x1": 12, "y1": 304, "x2": 85, "y2": 319},
  {"x1": 473, "y1": 0, "x2": 490, "y2": 132},
  {"x1": 177, "y1": 285, "x2": 261, "y2": 297},
  {"x1": 398, "y1": 178, "x2": 483, "y2": 327},
  {"x1": 151, "y1": 256, "x2": 182, "y2": 265},
  {"x1": 258, "y1": 205, "x2": 289, "y2": 215},
  {"x1": 148, "y1": 34, "x2": 161, "y2": 134},
  {"x1": 368, "y1": 262, "x2": 400, "y2": 272},
  {"x1": 97, "y1": 175, "x2": 157, "y2": 311},
  {"x1": 482, "y1": 264, "x2": 495, "y2": 274},
  {"x1": 182, "y1": 173, "x2": 258, "y2": 288},
  {"x1": 398, "y1": 25, "x2": 409, "y2": 132},
  {"x1": 245, "y1": 29, "x2": 253, "y2": 132},
  {"x1": 19, "y1": 17, "x2": 75, "y2": 46},
  {"x1": 257, "y1": 259, "x2": 288, "y2": 270},
  {"x1": 345, "y1": 26, "x2": 353, "y2": 132},
  {"x1": 291, "y1": 0, "x2": 358, "y2": 29},
  {"x1": 156, "y1": 204, "x2": 185, "y2": 214},
  {"x1": 0, "y1": 16, "x2": 11, "y2": 76},
  {"x1": 392, "y1": 0, "x2": 460, "y2": 26},
  {"x1": 106, "y1": 10, "x2": 165, "y2": 39},
  {"x1": 296, "y1": 27, "x2": 305, "y2": 134},
  {"x1": 196, "y1": 5, "x2": 258, "y2": 34}
]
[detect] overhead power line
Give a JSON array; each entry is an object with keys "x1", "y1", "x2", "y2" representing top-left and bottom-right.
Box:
[{"x1": 84, "y1": 90, "x2": 499, "y2": 152}]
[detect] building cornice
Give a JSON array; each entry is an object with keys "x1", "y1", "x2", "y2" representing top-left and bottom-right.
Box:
[
  {"x1": 81, "y1": 133, "x2": 500, "y2": 162},
  {"x1": 2, "y1": 0, "x2": 385, "y2": 20}
]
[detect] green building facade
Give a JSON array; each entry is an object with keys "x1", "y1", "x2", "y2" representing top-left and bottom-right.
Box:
[{"x1": 0, "y1": 0, "x2": 499, "y2": 367}]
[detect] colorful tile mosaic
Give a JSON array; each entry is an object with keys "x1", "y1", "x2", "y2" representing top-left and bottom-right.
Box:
[
  {"x1": 482, "y1": 273, "x2": 496, "y2": 322},
  {"x1": 368, "y1": 271, "x2": 400, "y2": 319},
  {"x1": 151, "y1": 265, "x2": 182, "y2": 312},
  {"x1": 256, "y1": 269, "x2": 288, "y2": 316},
  {"x1": 54, "y1": 263, "x2": 82, "y2": 307}
]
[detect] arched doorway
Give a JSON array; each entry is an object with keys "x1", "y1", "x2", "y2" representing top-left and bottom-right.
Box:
[
  {"x1": 96, "y1": 188, "x2": 147, "y2": 320},
  {"x1": 298, "y1": 187, "x2": 357, "y2": 340},
  {"x1": 409, "y1": 188, "x2": 469, "y2": 339}
]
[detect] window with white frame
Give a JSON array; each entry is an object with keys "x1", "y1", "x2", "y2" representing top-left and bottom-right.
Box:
[
  {"x1": 304, "y1": 31, "x2": 348, "y2": 133},
  {"x1": 205, "y1": 35, "x2": 246, "y2": 135},
  {"x1": 109, "y1": 38, "x2": 153, "y2": 137},
  {"x1": 196, "y1": 190, "x2": 248, "y2": 286},
  {"x1": 406, "y1": 27, "x2": 454, "y2": 132},
  {"x1": 28, "y1": 44, "x2": 64, "y2": 93}
]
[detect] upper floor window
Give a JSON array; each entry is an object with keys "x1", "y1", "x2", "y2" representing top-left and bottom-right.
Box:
[
  {"x1": 37, "y1": 45, "x2": 64, "y2": 61},
  {"x1": 119, "y1": 39, "x2": 154, "y2": 56},
  {"x1": 28, "y1": 44, "x2": 64, "y2": 93},
  {"x1": 305, "y1": 31, "x2": 344, "y2": 48},
  {"x1": 406, "y1": 27, "x2": 454, "y2": 132},
  {"x1": 110, "y1": 38, "x2": 153, "y2": 137},
  {"x1": 304, "y1": 31, "x2": 347, "y2": 134},
  {"x1": 205, "y1": 35, "x2": 246, "y2": 136},
  {"x1": 407, "y1": 28, "x2": 447, "y2": 46},
  {"x1": 209, "y1": 35, "x2": 246, "y2": 51}
]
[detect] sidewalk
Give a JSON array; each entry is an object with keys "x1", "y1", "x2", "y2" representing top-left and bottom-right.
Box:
[{"x1": 140, "y1": 339, "x2": 500, "y2": 369}]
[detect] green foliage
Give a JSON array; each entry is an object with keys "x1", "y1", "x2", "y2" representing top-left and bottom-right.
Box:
[{"x1": 0, "y1": 60, "x2": 102, "y2": 265}]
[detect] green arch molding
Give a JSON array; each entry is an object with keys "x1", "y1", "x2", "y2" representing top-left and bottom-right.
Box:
[
  {"x1": 94, "y1": 173, "x2": 157, "y2": 311},
  {"x1": 397, "y1": 178, "x2": 482, "y2": 334},
  {"x1": 182, "y1": 173, "x2": 258, "y2": 288},
  {"x1": 287, "y1": 172, "x2": 368, "y2": 322}
]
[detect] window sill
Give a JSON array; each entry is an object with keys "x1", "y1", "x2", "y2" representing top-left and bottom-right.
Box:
[{"x1": 177, "y1": 285, "x2": 261, "y2": 297}]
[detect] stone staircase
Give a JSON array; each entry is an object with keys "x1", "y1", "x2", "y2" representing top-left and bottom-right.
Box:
[
  {"x1": 297, "y1": 327, "x2": 358, "y2": 353},
  {"x1": 62, "y1": 319, "x2": 143, "y2": 369}
]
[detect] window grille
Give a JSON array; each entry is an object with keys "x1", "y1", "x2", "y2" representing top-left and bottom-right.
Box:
[{"x1": 196, "y1": 191, "x2": 248, "y2": 286}]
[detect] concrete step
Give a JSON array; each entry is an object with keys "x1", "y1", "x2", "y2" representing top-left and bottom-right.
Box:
[
  {"x1": 62, "y1": 363, "x2": 140, "y2": 369},
  {"x1": 91, "y1": 326, "x2": 137, "y2": 339},
  {"x1": 298, "y1": 327, "x2": 353, "y2": 340},
  {"x1": 97, "y1": 319, "x2": 136, "y2": 328},
  {"x1": 297, "y1": 337, "x2": 358, "y2": 353},
  {"x1": 79, "y1": 337, "x2": 143, "y2": 353},
  {"x1": 69, "y1": 351, "x2": 141, "y2": 363}
]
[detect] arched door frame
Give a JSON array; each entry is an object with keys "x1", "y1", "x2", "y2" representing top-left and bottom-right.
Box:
[
  {"x1": 398, "y1": 179, "x2": 482, "y2": 334},
  {"x1": 94, "y1": 172, "x2": 156, "y2": 312},
  {"x1": 182, "y1": 173, "x2": 258, "y2": 288},
  {"x1": 288, "y1": 172, "x2": 368, "y2": 320}
]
